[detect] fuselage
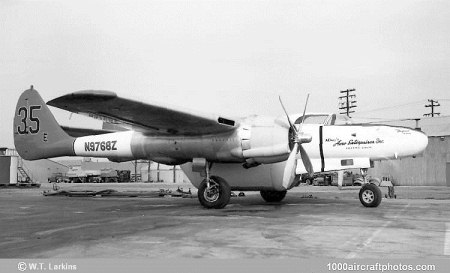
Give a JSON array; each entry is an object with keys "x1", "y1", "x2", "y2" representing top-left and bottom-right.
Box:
[{"x1": 70, "y1": 114, "x2": 428, "y2": 191}]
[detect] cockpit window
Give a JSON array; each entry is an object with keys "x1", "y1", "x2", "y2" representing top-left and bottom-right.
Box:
[
  {"x1": 293, "y1": 114, "x2": 353, "y2": 125},
  {"x1": 333, "y1": 114, "x2": 353, "y2": 125},
  {"x1": 294, "y1": 115, "x2": 330, "y2": 125}
]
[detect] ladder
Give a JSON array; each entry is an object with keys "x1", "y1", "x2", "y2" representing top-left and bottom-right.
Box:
[{"x1": 17, "y1": 166, "x2": 31, "y2": 182}]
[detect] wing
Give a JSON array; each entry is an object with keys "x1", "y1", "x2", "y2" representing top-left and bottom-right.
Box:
[{"x1": 47, "y1": 90, "x2": 237, "y2": 135}]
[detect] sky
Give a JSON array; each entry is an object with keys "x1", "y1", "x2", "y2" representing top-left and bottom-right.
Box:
[{"x1": 1, "y1": 0, "x2": 450, "y2": 148}]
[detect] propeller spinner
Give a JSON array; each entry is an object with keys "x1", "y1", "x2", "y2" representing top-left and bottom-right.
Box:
[{"x1": 279, "y1": 94, "x2": 314, "y2": 190}]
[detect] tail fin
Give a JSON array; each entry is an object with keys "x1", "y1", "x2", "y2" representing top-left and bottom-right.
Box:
[{"x1": 13, "y1": 87, "x2": 76, "y2": 160}]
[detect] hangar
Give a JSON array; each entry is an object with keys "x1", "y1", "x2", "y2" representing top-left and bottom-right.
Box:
[
  {"x1": 370, "y1": 115, "x2": 450, "y2": 186},
  {"x1": 0, "y1": 148, "x2": 189, "y2": 185},
  {"x1": 0, "y1": 148, "x2": 68, "y2": 185}
]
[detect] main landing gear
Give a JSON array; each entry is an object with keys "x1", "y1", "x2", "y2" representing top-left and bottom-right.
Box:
[
  {"x1": 195, "y1": 160, "x2": 231, "y2": 209},
  {"x1": 198, "y1": 176, "x2": 231, "y2": 209},
  {"x1": 260, "y1": 190, "x2": 287, "y2": 203}
]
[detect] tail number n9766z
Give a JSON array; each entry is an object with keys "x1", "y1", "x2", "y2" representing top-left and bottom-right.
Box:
[{"x1": 84, "y1": 141, "x2": 117, "y2": 152}]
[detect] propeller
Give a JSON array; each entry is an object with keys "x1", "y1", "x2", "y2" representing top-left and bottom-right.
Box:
[{"x1": 279, "y1": 94, "x2": 314, "y2": 190}]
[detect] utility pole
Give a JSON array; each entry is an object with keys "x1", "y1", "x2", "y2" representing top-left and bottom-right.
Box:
[
  {"x1": 157, "y1": 163, "x2": 160, "y2": 182},
  {"x1": 339, "y1": 89, "x2": 357, "y2": 117},
  {"x1": 147, "y1": 160, "x2": 151, "y2": 182},
  {"x1": 134, "y1": 159, "x2": 137, "y2": 182},
  {"x1": 173, "y1": 166, "x2": 176, "y2": 183},
  {"x1": 424, "y1": 99, "x2": 440, "y2": 117}
]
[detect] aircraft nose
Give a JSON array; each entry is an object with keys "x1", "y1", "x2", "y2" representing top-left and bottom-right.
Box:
[
  {"x1": 392, "y1": 127, "x2": 428, "y2": 158},
  {"x1": 412, "y1": 130, "x2": 428, "y2": 155}
]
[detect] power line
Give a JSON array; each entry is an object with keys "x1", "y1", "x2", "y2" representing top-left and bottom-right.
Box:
[
  {"x1": 355, "y1": 100, "x2": 424, "y2": 115},
  {"x1": 338, "y1": 89, "x2": 356, "y2": 117},
  {"x1": 355, "y1": 99, "x2": 449, "y2": 117}
]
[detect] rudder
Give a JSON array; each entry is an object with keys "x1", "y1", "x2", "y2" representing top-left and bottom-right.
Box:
[{"x1": 13, "y1": 87, "x2": 76, "y2": 160}]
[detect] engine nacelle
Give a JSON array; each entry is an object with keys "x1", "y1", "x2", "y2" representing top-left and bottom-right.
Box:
[
  {"x1": 107, "y1": 157, "x2": 135, "y2": 163},
  {"x1": 239, "y1": 116, "x2": 290, "y2": 165}
]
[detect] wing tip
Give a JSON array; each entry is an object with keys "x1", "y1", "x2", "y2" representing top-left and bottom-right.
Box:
[
  {"x1": 47, "y1": 90, "x2": 117, "y2": 107},
  {"x1": 72, "y1": 90, "x2": 117, "y2": 97}
]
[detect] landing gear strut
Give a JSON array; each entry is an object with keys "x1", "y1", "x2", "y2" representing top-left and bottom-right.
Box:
[
  {"x1": 360, "y1": 168, "x2": 368, "y2": 183},
  {"x1": 358, "y1": 168, "x2": 382, "y2": 207},
  {"x1": 196, "y1": 161, "x2": 231, "y2": 209},
  {"x1": 198, "y1": 176, "x2": 231, "y2": 209}
]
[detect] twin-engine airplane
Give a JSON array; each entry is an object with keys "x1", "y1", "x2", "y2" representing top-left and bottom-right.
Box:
[{"x1": 14, "y1": 87, "x2": 428, "y2": 209}]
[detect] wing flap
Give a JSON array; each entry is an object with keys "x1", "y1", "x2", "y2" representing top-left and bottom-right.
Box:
[{"x1": 47, "y1": 90, "x2": 237, "y2": 135}]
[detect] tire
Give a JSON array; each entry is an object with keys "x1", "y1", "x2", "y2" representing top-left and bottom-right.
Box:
[
  {"x1": 198, "y1": 176, "x2": 231, "y2": 209},
  {"x1": 359, "y1": 183, "x2": 382, "y2": 207},
  {"x1": 260, "y1": 190, "x2": 287, "y2": 203}
]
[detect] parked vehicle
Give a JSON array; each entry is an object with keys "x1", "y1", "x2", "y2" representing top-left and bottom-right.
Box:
[{"x1": 48, "y1": 173, "x2": 69, "y2": 183}]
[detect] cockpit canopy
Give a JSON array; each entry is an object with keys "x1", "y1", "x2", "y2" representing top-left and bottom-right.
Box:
[{"x1": 294, "y1": 113, "x2": 352, "y2": 125}]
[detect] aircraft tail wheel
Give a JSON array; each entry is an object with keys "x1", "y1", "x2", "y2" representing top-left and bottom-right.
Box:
[
  {"x1": 198, "y1": 176, "x2": 231, "y2": 209},
  {"x1": 359, "y1": 183, "x2": 382, "y2": 207},
  {"x1": 260, "y1": 190, "x2": 287, "y2": 203}
]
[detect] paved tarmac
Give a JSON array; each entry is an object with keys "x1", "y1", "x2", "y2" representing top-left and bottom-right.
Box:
[{"x1": 1, "y1": 183, "x2": 450, "y2": 258}]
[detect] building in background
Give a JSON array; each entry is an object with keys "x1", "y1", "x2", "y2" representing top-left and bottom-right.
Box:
[
  {"x1": 57, "y1": 158, "x2": 190, "y2": 183},
  {"x1": 140, "y1": 164, "x2": 187, "y2": 183},
  {"x1": 0, "y1": 148, "x2": 18, "y2": 185},
  {"x1": 0, "y1": 148, "x2": 69, "y2": 184},
  {"x1": 0, "y1": 148, "x2": 189, "y2": 185}
]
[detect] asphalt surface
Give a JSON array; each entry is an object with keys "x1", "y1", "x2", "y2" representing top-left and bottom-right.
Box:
[{"x1": 1, "y1": 183, "x2": 450, "y2": 258}]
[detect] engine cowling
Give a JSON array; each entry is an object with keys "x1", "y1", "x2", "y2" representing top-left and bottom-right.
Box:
[{"x1": 239, "y1": 116, "x2": 290, "y2": 165}]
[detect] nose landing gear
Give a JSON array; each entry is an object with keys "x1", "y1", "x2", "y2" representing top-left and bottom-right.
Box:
[
  {"x1": 358, "y1": 168, "x2": 382, "y2": 207},
  {"x1": 359, "y1": 182, "x2": 382, "y2": 207}
]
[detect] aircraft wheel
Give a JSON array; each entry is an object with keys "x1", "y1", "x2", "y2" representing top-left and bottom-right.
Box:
[
  {"x1": 260, "y1": 190, "x2": 287, "y2": 203},
  {"x1": 359, "y1": 183, "x2": 382, "y2": 207},
  {"x1": 198, "y1": 176, "x2": 231, "y2": 209}
]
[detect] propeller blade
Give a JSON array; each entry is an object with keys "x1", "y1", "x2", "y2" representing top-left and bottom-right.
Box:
[
  {"x1": 282, "y1": 142, "x2": 299, "y2": 190},
  {"x1": 299, "y1": 93, "x2": 310, "y2": 132},
  {"x1": 280, "y1": 93, "x2": 313, "y2": 190},
  {"x1": 299, "y1": 144, "x2": 314, "y2": 176},
  {"x1": 278, "y1": 96, "x2": 297, "y2": 133}
]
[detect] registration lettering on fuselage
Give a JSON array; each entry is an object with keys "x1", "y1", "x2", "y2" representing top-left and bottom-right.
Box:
[{"x1": 84, "y1": 140, "x2": 118, "y2": 152}]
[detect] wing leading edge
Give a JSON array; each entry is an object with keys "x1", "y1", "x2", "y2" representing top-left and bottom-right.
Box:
[{"x1": 47, "y1": 90, "x2": 237, "y2": 136}]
